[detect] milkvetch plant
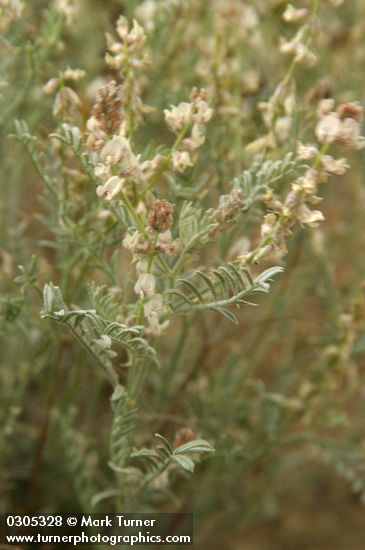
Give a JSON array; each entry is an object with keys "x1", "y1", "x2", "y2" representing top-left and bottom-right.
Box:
[{"x1": 2, "y1": 0, "x2": 365, "y2": 545}]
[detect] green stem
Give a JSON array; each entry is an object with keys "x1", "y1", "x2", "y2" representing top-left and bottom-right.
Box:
[
  {"x1": 123, "y1": 44, "x2": 134, "y2": 136},
  {"x1": 279, "y1": 0, "x2": 319, "y2": 89},
  {"x1": 120, "y1": 190, "x2": 147, "y2": 237},
  {"x1": 25, "y1": 141, "x2": 58, "y2": 199},
  {"x1": 312, "y1": 142, "x2": 330, "y2": 169},
  {"x1": 66, "y1": 321, "x2": 119, "y2": 387},
  {"x1": 147, "y1": 123, "x2": 191, "y2": 191},
  {"x1": 128, "y1": 361, "x2": 149, "y2": 399},
  {"x1": 169, "y1": 251, "x2": 189, "y2": 286}
]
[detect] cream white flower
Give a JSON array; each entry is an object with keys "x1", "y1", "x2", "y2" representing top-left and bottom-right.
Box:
[
  {"x1": 63, "y1": 67, "x2": 86, "y2": 81},
  {"x1": 140, "y1": 154, "x2": 164, "y2": 180},
  {"x1": 292, "y1": 180, "x2": 316, "y2": 196},
  {"x1": 260, "y1": 213, "x2": 277, "y2": 238},
  {"x1": 279, "y1": 27, "x2": 306, "y2": 55},
  {"x1": 94, "y1": 163, "x2": 111, "y2": 182},
  {"x1": 275, "y1": 116, "x2": 292, "y2": 142},
  {"x1": 337, "y1": 117, "x2": 365, "y2": 149},
  {"x1": 144, "y1": 294, "x2": 169, "y2": 336},
  {"x1": 100, "y1": 136, "x2": 130, "y2": 165},
  {"x1": 297, "y1": 205, "x2": 325, "y2": 227},
  {"x1": 128, "y1": 19, "x2": 146, "y2": 50},
  {"x1": 122, "y1": 230, "x2": 140, "y2": 252},
  {"x1": 144, "y1": 293, "x2": 164, "y2": 322},
  {"x1": 172, "y1": 151, "x2": 193, "y2": 172},
  {"x1": 136, "y1": 258, "x2": 151, "y2": 276},
  {"x1": 294, "y1": 43, "x2": 317, "y2": 66},
  {"x1": 297, "y1": 142, "x2": 319, "y2": 161},
  {"x1": 182, "y1": 124, "x2": 205, "y2": 151},
  {"x1": 100, "y1": 136, "x2": 141, "y2": 176},
  {"x1": 86, "y1": 116, "x2": 106, "y2": 148},
  {"x1": 157, "y1": 230, "x2": 173, "y2": 246},
  {"x1": 42, "y1": 78, "x2": 59, "y2": 95},
  {"x1": 116, "y1": 15, "x2": 129, "y2": 40},
  {"x1": 315, "y1": 113, "x2": 341, "y2": 143},
  {"x1": 321, "y1": 155, "x2": 349, "y2": 175},
  {"x1": 164, "y1": 102, "x2": 192, "y2": 133},
  {"x1": 280, "y1": 27, "x2": 316, "y2": 66},
  {"x1": 96, "y1": 176, "x2": 124, "y2": 200},
  {"x1": 283, "y1": 4, "x2": 308, "y2": 23},
  {"x1": 315, "y1": 101, "x2": 365, "y2": 149},
  {"x1": 193, "y1": 100, "x2": 213, "y2": 125},
  {"x1": 53, "y1": 87, "x2": 81, "y2": 118},
  {"x1": 120, "y1": 148, "x2": 141, "y2": 177},
  {"x1": 134, "y1": 273, "x2": 156, "y2": 297},
  {"x1": 317, "y1": 99, "x2": 335, "y2": 118},
  {"x1": 86, "y1": 116, "x2": 101, "y2": 133}
]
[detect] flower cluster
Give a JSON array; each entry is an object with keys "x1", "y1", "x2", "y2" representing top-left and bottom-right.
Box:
[
  {"x1": 85, "y1": 76, "x2": 145, "y2": 201},
  {"x1": 105, "y1": 16, "x2": 148, "y2": 70},
  {"x1": 86, "y1": 81, "x2": 124, "y2": 150},
  {"x1": 297, "y1": 142, "x2": 349, "y2": 177},
  {"x1": 246, "y1": 3, "x2": 319, "y2": 154},
  {"x1": 105, "y1": 15, "x2": 151, "y2": 133},
  {"x1": 250, "y1": 169, "x2": 325, "y2": 261},
  {"x1": 42, "y1": 67, "x2": 85, "y2": 124},
  {"x1": 94, "y1": 136, "x2": 140, "y2": 200},
  {"x1": 43, "y1": 67, "x2": 85, "y2": 95},
  {"x1": 132, "y1": 263, "x2": 170, "y2": 338},
  {"x1": 315, "y1": 100, "x2": 365, "y2": 149},
  {"x1": 122, "y1": 226, "x2": 180, "y2": 258},
  {"x1": 240, "y1": 105, "x2": 357, "y2": 266},
  {"x1": 85, "y1": 16, "x2": 151, "y2": 148},
  {"x1": 6, "y1": 0, "x2": 365, "y2": 534},
  {"x1": 279, "y1": 25, "x2": 317, "y2": 67},
  {"x1": 121, "y1": 199, "x2": 180, "y2": 336},
  {"x1": 164, "y1": 88, "x2": 213, "y2": 172},
  {"x1": 279, "y1": 1, "x2": 317, "y2": 66}
]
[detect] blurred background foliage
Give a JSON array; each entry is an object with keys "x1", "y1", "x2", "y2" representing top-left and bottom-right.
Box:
[{"x1": 1, "y1": 1, "x2": 365, "y2": 548}]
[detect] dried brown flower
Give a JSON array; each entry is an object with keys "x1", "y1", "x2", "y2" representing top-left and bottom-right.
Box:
[
  {"x1": 337, "y1": 102, "x2": 363, "y2": 122},
  {"x1": 92, "y1": 80, "x2": 124, "y2": 135},
  {"x1": 148, "y1": 199, "x2": 175, "y2": 232},
  {"x1": 210, "y1": 188, "x2": 245, "y2": 236}
]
